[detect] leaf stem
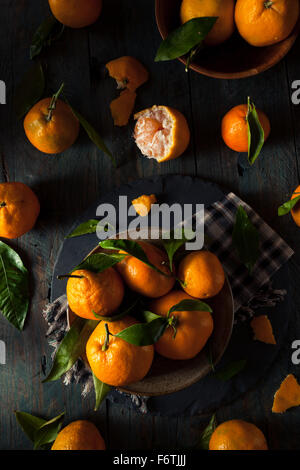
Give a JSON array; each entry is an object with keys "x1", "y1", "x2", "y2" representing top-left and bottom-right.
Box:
[
  {"x1": 102, "y1": 323, "x2": 110, "y2": 351},
  {"x1": 46, "y1": 82, "x2": 64, "y2": 122},
  {"x1": 57, "y1": 274, "x2": 84, "y2": 280}
]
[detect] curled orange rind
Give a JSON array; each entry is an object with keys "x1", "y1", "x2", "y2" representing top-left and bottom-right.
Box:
[
  {"x1": 250, "y1": 315, "x2": 276, "y2": 345},
  {"x1": 272, "y1": 374, "x2": 300, "y2": 414}
]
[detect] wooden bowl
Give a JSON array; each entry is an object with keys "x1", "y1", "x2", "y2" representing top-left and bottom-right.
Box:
[
  {"x1": 68, "y1": 229, "x2": 234, "y2": 396},
  {"x1": 155, "y1": 0, "x2": 300, "y2": 79}
]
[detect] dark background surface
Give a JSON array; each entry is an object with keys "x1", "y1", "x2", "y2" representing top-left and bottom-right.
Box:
[{"x1": 1, "y1": 0, "x2": 300, "y2": 450}]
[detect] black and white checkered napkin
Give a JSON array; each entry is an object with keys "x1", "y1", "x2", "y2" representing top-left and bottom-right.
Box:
[{"x1": 43, "y1": 192, "x2": 294, "y2": 397}]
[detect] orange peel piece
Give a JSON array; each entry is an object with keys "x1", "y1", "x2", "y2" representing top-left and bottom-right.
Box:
[
  {"x1": 134, "y1": 105, "x2": 190, "y2": 163},
  {"x1": 250, "y1": 315, "x2": 276, "y2": 345},
  {"x1": 272, "y1": 374, "x2": 300, "y2": 414},
  {"x1": 109, "y1": 89, "x2": 136, "y2": 127},
  {"x1": 132, "y1": 194, "x2": 157, "y2": 216},
  {"x1": 106, "y1": 56, "x2": 149, "y2": 92}
]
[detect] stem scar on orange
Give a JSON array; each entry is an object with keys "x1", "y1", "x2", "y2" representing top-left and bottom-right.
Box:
[
  {"x1": 0, "y1": 182, "x2": 40, "y2": 239},
  {"x1": 48, "y1": 0, "x2": 103, "y2": 29},
  {"x1": 150, "y1": 290, "x2": 214, "y2": 360},
  {"x1": 24, "y1": 83, "x2": 80, "y2": 155},
  {"x1": 116, "y1": 241, "x2": 175, "y2": 298},
  {"x1": 235, "y1": 0, "x2": 299, "y2": 47},
  {"x1": 221, "y1": 103, "x2": 270, "y2": 153},
  {"x1": 106, "y1": 56, "x2": 149, "y2": 92},
  {"x1": 66, "y1": 268, "x2": 124, "y2": 320},
  {"x1": 134, "y1": 106, "x2": 190, "y2": 163},
  {"x1": 86, "y1": 317, "x2": 154, "y2": 387},
  {"x1": 51, "y1": 420, "x2": 106, "y2": 450},
  {"x1": 209, "y1": 419, "x2": 268, "y2": 450}
]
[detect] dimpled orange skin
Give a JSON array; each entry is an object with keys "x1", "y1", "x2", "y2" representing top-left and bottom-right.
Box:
[
  {"x1": 0, "y1": 182, "x2": 40, "y2": 239},
  {"x1": 180, "y1": 0, "x2": 235, "y2": 46},
  {"x1": 117, "y1": 241, "x2": 175, "y2": 298},
  {"x1": 86, "y1": 316, "x2": 154, "y2": 387},
  {"x1": 51, "y1": 420, "x2": 106, "y2": 450},
  {"x1": 235, "y1": 0, "x2": 299, "y2": 47},
  {"x1": 178, "y1": 250, "x2": 225, "y2": 299},
  {"x1": 24, "y1": 98, "x2": 80, "y2": 154},
  {"x1": 150, "y1": 290, "x2": 213, "y2": 360},
  {"x1": 49, "y1": 0, "x2": 102, "y2": 28},
  {"x1": 67, "y1": 268, "x2": 124, "y2": 320},
  {"x1": 209, "y1": 419, "x2": 268, "y2": 450},
  {"x1": 221, "y1": 104, "x2": 271, "y2": 153},
  {"x1": 291, "y1": 185, "x2": 300, "y2": 226},
  {"x1": 106, "y1": 56, "x2": 149, "y2": 92}
]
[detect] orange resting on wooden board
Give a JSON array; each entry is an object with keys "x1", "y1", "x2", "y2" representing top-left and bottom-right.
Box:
[
  {"x1": 272, "y1": 374, "x2": 300, "y2": 413},
  {"x1": 180, "y1": 0, "x2": 235, "y2": 46},
  {"x1": 290, "y1": 185, "x2": 300, "y2": 226},
  {"x1": 116, "y1": 241, "x2": 175, "y2": 298},
  {"x1": 134, "y1": 106, "x2": 190, "y2": 162},
  {"x1": 235, "y1": 0, "x2": 299, "y2": 47},
  {"x1": 51, "y1": 420, "x2": 106, "y2": 450},
  {"x1": 48, "y1": 0, "x2": 103, "y2": 28},
  {"x1": 24, "y1": 98, "x2": 80, "y2": 154},
  {"x1": 209, "y1": 419, "x2": 268, "y2": 450},
  {"x1": 109, "y1": 90, "x2": 136, "y2": 126},
  {"x1": 178, "y1": 250, "x2": 225, "y2": 299},
  {"x1": 132, "y1": 194, "x2": 157, "y2": 216},
  {"x1": 150, "y1": 290, "x2": 213, "y2": 360},
  {"x1": 250, "y1": 315, "x2": 276, "y2": 344},
  {"x1": 221, "y1": 104, "x2": 271, "y2": 153},
  {"x1": 106, "y1": 56, "x2": 149, "y2": 92},
  {"x1": 0, "y1": 182, "x2": 40, "y2": 239},
  {"x1": 66, "y1": 268, "x2": 124, "y2": 320},
  {"x1": 86, "y1": 316, "x2": 154, "y2": 387}
]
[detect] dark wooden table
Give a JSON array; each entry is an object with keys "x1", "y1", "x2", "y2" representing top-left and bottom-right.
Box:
[{"x1": 1, "y1": 0, "x2": 300, "y2": 451}]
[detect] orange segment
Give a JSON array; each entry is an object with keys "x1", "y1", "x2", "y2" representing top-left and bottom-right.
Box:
[
  {"x1": 134, "y1": 105, "x2": 190, "y2": 162},
  {"x1": 106, "y1": 56, "x2": 149, "y2": 92},
  {"x1": 109, "y1": 89, "x2": 136, "y2": 126},
  {"x1": 250, "y1": 315, "x2": 276, "y2": 345},
  {"x1": 272, "y1": 374, "x2": 300, "y2": 414},
  {"x1": 132, "y1": 194, "x2": 157, "y2": 216}
]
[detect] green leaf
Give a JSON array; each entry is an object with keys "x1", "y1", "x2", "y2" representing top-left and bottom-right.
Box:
[
  {"x1": 15, "y1": 411, "x2": 64, "y2": 450},
  {"x1": 43, "y1": 318, "x2": 98, "y2": 382},
  {"x1": 14, "y1": 62, "x2": 45, "y2": 120},
  {"x1": 67, "y1": 104, "x2": 116, "y2": 166},
  {"x1": 0, "y1": 241, "x2": 29, "y2": 331},
  {"x1": 232, "y1": 206, "x2": 260, "y2": 273},
  {"x1": 140, "y1": 310, "x2": 162, "y2": 323},
  {"x1": 99, "y1": 239, "x2": 168, "y2": 277},
  {"x1": 30, "y1": 15, "x2": 63, "y2": 60},
  {"x1": 278, "y1": 194, "x2": 300, "y2": 216},
  {"x1": 196, "y1": 414, "x2": 217, "y2": 450},
  {"x1": 66, "y1": 219, "x2": 113, "y2": 238},
  {"x1": 168, "y1": 299, "x2": 212, "y2": 316},
  {"x1": 162, "y1": 226, "x2": 195, "y2": 271},
  {"x1": 72, "y1": 252, "x2": 126, "y2": 274},
  {"x1": 93, "y1": 374, "x2": 111, "y2": 411},
  {"x1": 115, "y1": 317, "x2": 168, "y2": 346},
  {"x1": 33, "y1": 412, "x2": 65, "y2": 450},
  {"x1": 215, "y1": 359, "x2": 247, "y2": 381},
  {"x1": 247, "y1": 97, "x2": 265, "y2": 165},
  {"x1": 155, "y1": 17, "x2": 217, "y2": 62},
  {"x1": 15, "y1": 411, "x2": 46, "y2": 443}
]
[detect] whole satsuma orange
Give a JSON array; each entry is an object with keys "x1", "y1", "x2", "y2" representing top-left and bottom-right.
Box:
[
  {"x1": 150, "y1": 290, "x2": 213, "y2": 360},
  {"x1": 67, "y1": 268, "x2": 124, "y2": 320},
  {"x1": 51, "y1": 420, "x2": 106, "y2": 450},
  {"x1": 178, "y1": 250, "x2": 225, "y2": 299},
  {"x1": 221, "y1": 104, "x2": 271, "y2": 153},
  {"x1": 209, "y1": 419, "x2": 268, "y2": 450},
  {"x1": 24, "y1": 96, "x2": 79, "y2": 155},
  {"x1": 180, "y1": 0, "x2": 235, "y2": 46},
  {"x1": 49, "y1": 0, "x2": 103, "y2": 28},
  {"x1": 86, "y1": 316, "x2": 154, "y2": 387},
  {"x1": 0, "y1": 182, "x2": 40, "y2": 239},
  {"x1": 290, "y1": 185, "x2": 300, "y2": 226},
  {"x1": 116, "y1": 241, "x2": 175, "y2": 298},
  {"x1": 235, "y1": 0, "x2": 299, "y2": 47}
]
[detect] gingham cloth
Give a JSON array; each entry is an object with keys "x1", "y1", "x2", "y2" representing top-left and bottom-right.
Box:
[{"x1": 43, "y1": 192, "x2": 294, "y2": 398}]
